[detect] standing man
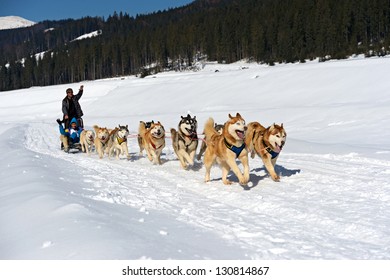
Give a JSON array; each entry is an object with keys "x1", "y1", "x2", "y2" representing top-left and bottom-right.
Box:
[{"x1": 62, "y1": 85, "x2": 84, "y2": 129}]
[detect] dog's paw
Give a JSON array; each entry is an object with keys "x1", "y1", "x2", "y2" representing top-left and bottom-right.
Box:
[
  {"x1": 271, "y1": 174, "x2": 280, "y2": 182},
  {"x1": 239, "y1": 178, "x2": 249, "y2": 185},
  {"x1": 223, "y1": 180, "x2": 233, "y2": 185}
]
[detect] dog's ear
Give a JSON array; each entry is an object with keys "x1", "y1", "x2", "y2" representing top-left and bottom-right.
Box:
[
  {"x1": 181, "y1": 116, "x2": 184, "y2": 119},
  {"x1": 228, "y1": 113, "x2": 233, "y2": 119},
  {"x1": 152, "y1": 120, "x2": 154, "y2": 124},
  {"x1": 271, "y1": 123, "x2": 275, "y2": 130},
  {"x1": 193, "y1": 116, "x2": 196, "y2": 120},
  {"x1": 281, "y1": 123, "x2": 284, "y2": 128},
  {"x1": 236, "y1": 113, "x2": 242, "y2": 119},
  {"x1": 187, "y1": 114, "x2": 191, "y2": 118}
]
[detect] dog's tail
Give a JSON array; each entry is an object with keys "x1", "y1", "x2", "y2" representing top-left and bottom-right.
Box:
[
  {"x1": 170, "y1": 128, "x2": 179, "y2": 154},
  {"x1": 138, "y1": 121, "x2": 147, "y2": 137},
  {"x1": 93, "y1": 125, "x2": 99, "y2": 133},
  {"x1": 204, "y1": 118, "x2": 217, "y2": 141}
]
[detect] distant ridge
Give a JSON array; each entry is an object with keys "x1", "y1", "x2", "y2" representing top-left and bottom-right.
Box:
[{"x1": 0, "y1": 16, "x2": 36, "y2": 30}]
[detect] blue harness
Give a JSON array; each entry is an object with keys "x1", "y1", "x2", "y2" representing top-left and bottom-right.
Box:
[
  {"x1": 262, "y1": 140, "x2": 280, "y2": 159},
  {"x1": 224, "y1": 138, "x2": 246, "y2": 158}
]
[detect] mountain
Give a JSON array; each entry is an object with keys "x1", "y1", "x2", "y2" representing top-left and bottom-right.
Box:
[
  {"x1": 0, "y1": 16, "x2": 36, "y2": 30},
  {"x1": 1, "y1": 0, "x2": 390, "y2": 92}
]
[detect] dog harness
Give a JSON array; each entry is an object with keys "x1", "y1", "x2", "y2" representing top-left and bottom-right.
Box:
[
  {"x1": 262, "y1": 139, "x2": 280, "y2": 159},
  {"x1": 178, "y1": 133, "x2": 197, "y2": 150},
  {"x1": 224, "y1": 138, "x2": 246, "y2": 158},
  {"x1": 117, "y1": 136, "x2": 127, "y2": 145},
  {"x1": 150, "y1": 141, "x2": 163, "y2": 150}
]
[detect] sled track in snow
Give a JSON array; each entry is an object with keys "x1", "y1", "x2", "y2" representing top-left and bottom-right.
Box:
[{"x1": 24, "y1": 123, "x2": 390, "y2": 259}]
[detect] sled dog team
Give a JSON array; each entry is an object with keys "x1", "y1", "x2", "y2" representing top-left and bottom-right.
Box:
[{"x1": 79, "y1": 113, "x2": 286, "y2": 185}]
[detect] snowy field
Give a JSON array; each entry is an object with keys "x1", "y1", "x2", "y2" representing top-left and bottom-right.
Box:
[{"x1": 0, "y1": 57, "x2": 389, "y2": 260}]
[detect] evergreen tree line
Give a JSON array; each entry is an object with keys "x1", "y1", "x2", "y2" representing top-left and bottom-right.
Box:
[{"x1": 1, "y1": 0, "x2": 390, "y2": 91}]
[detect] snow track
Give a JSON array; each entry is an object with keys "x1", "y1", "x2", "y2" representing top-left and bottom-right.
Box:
[{"x1": 24, "y1": 122, "x2": 390, "y2": 259}]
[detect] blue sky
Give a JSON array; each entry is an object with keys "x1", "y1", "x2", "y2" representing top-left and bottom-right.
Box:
[{"x1": 0, "y1": 0, "x2": 194, "y2": 22}]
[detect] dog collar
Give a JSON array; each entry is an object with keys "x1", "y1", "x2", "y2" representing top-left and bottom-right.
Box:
[
  {"x1": 224, "y1": 138, "x2": 246, "y2": 158},
  {"x1": 262, "y1": 139, "x2": 280, "y2": 159},
  {"x1": 117, "y1": 136, "x2": 127, "y2": 145}
]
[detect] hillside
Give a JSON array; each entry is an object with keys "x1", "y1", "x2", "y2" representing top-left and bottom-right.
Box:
[{"x1": 2, "y1": 0, "x2": 390, "y2": 91}]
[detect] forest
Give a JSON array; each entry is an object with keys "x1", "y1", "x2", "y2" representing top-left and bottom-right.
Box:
[{"x1": 1, "y1": 0, "x2": 390, "y2": 91}]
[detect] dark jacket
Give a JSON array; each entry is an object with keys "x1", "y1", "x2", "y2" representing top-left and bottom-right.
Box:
[{"x1": 62, "y1": 89, "x2": 84, "y2": 118}]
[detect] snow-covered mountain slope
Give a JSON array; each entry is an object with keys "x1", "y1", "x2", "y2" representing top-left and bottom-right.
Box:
[
  {"x1": 0, "y1": 57, "x2": 389, "y2": 259},
  {"x1": 0, "y1": 16, "x2": 35, "y2": 30}
]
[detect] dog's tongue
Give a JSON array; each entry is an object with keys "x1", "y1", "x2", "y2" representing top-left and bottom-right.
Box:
[
  {"x1": 274, "y1": 144, "x2": 281, "y2": 153},
  {"x1": 236, "y1": 130, "x2": 245, "y2": 139}
]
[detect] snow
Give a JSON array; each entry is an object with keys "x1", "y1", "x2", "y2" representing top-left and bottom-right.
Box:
[
  {"x1": 0, "y1": 16, "x2": 35, "y2": 30},
  {"x1": 71, "y1": 30, "x2": 102, "y2": 41},
  {"x1": 0, "y1": 57, "x2": 390, "y2": 260}
]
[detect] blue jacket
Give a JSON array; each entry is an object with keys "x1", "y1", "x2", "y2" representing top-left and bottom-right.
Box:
[{"x1": 59, "y1": 117, "x2": 83, "y2": 143}]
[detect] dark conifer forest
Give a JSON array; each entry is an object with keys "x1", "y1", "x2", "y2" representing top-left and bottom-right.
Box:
[{"x1": 1, "y1": 0, "x2": 390, "y2": 91}]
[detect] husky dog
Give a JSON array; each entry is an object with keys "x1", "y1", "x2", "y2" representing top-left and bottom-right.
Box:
[
  {"x1": 137, "y1": 120, "x2": 154, "y2": 152},
  {"x1": 93, "y1": 125, "x2": 110, "y2": 159},
  {"x1": 80, "y1": 129, "x2": 95, "y2": 154},
  {"x1": 107, "y1": 125, "x2": 130, "y2": 160},
  {"x1": 171, "y1": 114, "x2": 198, "y2": 169},
  {"x1": 245, "y1": 122, "x2": 286, "y2": 181},
  {"x1": 138, "y1": 121, "x2": 166, "y2": 164},
  {"x1": 204, "y1": 113, "x2": 249, "y2": 185},
  {"x1": 197, "y1": 123, "x2": 224, "y2": 161}
]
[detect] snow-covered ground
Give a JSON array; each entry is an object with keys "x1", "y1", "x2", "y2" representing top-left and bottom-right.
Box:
[{"x1": 0, "y1": 57, "x2": 389, "y2": 260}]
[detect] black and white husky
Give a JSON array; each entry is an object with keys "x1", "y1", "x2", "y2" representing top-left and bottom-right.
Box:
[
  {"x1": 170, "y1": 114, "x2": 198, "y2": 169},
  {"x1": 107, "y1": 124, "x2": 130, "y2": 160}
]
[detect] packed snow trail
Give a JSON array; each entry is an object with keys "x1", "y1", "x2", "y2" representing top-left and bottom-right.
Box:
[
  {"x1": 23, "y1": 122, "x2": 390, "y2": 259},
  {"x1": 2, "y1": 57, "x2": 390, "y2": 259}
]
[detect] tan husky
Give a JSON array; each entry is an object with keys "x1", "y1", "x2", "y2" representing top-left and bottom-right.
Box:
[
  {"x1": 138, "y1": 121, "x2": 166, "y2": 164},
  {"x1": 93, "y1": 125, "x2": 110, "y2": 159},
  {"x1": 245, "y1": 122, "x2": 286, "y2": 181},
  {"x1": 80, "y1": 129, "x2": 95, "y2": 154},
  {"x1": 197, "y1": 123, "x2": 224, "y2": 161},
  {"x1": 203, "y1": 113, "x2": 249, "y2": 185}
]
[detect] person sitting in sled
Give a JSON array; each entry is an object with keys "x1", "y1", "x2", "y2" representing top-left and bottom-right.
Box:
[{"x1": 58, "y1": 117, "x2": 83, "y2": 153}]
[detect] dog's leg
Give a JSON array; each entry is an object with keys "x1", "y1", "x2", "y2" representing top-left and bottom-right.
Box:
[
  {"x1": 150, "y1": 149, "x2": 158, "y2": 164},
  {"x1": 122, "y1": 143, "x2": 130, "y2": 159},
  {"x1": 204, "y1": 150, "x2": 216, "y2": 182},
  {"x1": 226, "y1": 157, "x2": 247, "y2": 185},
  {"x1": 197, "y1": 140, "x2": 206, "y2": 161},
  {"x1": 221, "y1": 161, "x2": 232, "y2": 185},
  {"x1": 178, "y1": 150, "x2": 194, "y2": 167},
  {"x1": 116, "y1": 147, "x2": 120, "y2": 160},
  {"x1": 98, "y1": 145, "x2": 103, "y2": 159},
  {"x1": 157, "y1": 150, "x2": 163, "y2": 165},
  {"x1": 189, "y1": 150, "x2": 197, "y2": 165},
  {"x1": 176, "y1": 150, "x2": 189, "y2": 169},
  {"x1": 263, "y1": 155, "x2": 280, "y2": 181},
  {"x1": 241, "y1": 154, "x2": 250, "y2": 183},
  {"x1": 145, "y1": 147, "x2": 154, "y2": 162}
]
